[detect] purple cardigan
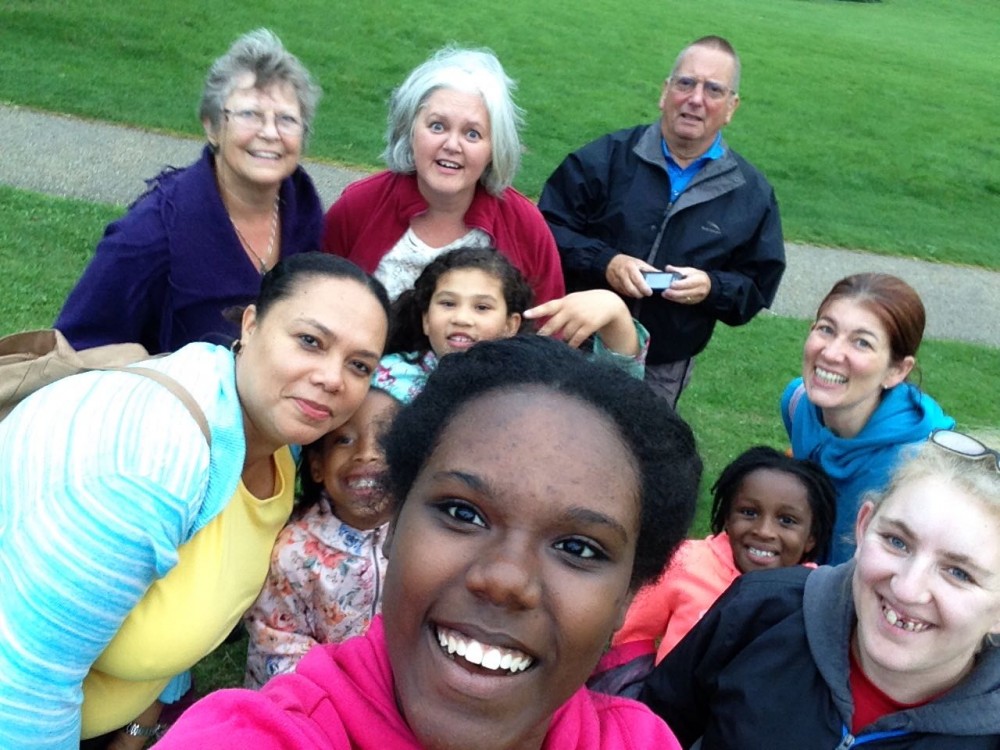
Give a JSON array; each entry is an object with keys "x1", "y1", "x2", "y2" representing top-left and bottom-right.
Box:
[{"x1": 56, "y1": 146, "x2": 323, "y2": 354}]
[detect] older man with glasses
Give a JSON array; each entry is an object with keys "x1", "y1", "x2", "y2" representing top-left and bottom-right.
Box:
[{"x1": 540, "y1": 36, "x2": 785, "y2": 407}]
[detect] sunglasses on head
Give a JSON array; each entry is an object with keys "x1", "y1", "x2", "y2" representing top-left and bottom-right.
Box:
[{"x1": 929, "y1": 429, "x2": 1000, "y2": 472}]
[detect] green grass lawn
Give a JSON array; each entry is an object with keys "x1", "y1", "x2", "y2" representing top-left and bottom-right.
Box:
[
  {"x1": 2, "y1": 0, "x2": 998, "y2": 268},
  {"x1": 4, "y1": 183, "x2": 999, "y2": 531},
  {"x1": 0, "y1": 188, "x2": 118, "y2": 332},
  {"x1": 3, "y1": 0, "x2": 998, "y2": 698},
  {"x1": 5, "y1": 183, "x2": 1000, "y2": 696}
]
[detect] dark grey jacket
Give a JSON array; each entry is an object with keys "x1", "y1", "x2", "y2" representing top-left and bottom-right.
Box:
[{"x1": 641, "y1": 563, "x2": 1000, "y2": 748}]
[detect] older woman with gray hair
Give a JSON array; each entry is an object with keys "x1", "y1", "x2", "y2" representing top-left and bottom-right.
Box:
[
  {"x1": 56, "y1": 28, "x2": 324, "y2": 355},
  {"x1": 322, "y1": 46, "x2": 564, "y2": 303}
]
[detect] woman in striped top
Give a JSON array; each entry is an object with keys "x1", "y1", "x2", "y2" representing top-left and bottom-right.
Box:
[{"x1": 0, "y1": 253, "x2": 389, "y2": 750}]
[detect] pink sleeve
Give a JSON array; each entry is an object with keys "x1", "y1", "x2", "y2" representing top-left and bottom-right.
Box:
[
  {"x1": 654, "y1": 541, "x2": 739, "y2": 662},
  {"x1": 587, "y1": 695, "x2": 683, "y2": 750},
  {"x1": 612, "y1": 544, "x2": 691, "y2": 648},
  {"x1": 155, "y1": 687, "x2": 345, "y2": 749},
  {"x1": 655, "y1": 601, "x2": 706, "y2": 662},
  {"x1": 612, "y1": 583, "x2": 673, "y2": 647}
]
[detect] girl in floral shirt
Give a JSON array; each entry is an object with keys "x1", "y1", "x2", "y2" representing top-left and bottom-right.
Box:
[{"x1": 243, "y1": 387, "x2": 400, "y2": 688}]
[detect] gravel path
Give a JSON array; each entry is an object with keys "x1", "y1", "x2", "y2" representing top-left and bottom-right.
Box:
[{"x1": 2, "y1": 103, "x2": 996, "y2": 347}]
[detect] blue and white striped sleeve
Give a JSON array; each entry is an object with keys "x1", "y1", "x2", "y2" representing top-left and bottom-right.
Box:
[{"x1": 0, "y1": 370, "x2": 211, "y2": 749}]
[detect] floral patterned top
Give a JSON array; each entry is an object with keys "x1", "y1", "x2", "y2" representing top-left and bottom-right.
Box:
[
  {"x1": 374, "y1": 226, "x2": 491, "y2": 301},
  {"x1": 372, "y1": 350, "x2": 439, "y2": 406},
  {"x1": 243, "y1": 494, "x2": 389, "y2": 689}
]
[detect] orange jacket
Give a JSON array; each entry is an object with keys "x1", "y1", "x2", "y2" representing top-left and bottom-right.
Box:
[{"x1": 614, "y1": 532, "x2": 739, "y2": 664}]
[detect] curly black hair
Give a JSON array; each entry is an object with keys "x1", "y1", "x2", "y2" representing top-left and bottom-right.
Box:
[
  {"x1": 381, "y1": 334, "x2": 702, "y2": 590},
  {"x1": 708, "y1": 445, "x2": 837, "y2": 563},
  {"x1": 385, "y1": 245, "x2": 535, "y2": 355}
]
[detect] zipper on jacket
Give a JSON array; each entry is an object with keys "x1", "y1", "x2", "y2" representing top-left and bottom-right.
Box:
[
  {"x1": 628, "y1": 203, "x2": 675, "y2": 321},
  {"x1": 837, "y1": 722, "x2": 909, "y2": 748},
  {"x1": 853, "y1": 730, "x2": 909, "y2": 746},
  {"x1": 643, "y1": 202, "x2": 674, "y2": 267},
  {"x1": 371, "y1": 526, "x2": 382, "y2": 620}
]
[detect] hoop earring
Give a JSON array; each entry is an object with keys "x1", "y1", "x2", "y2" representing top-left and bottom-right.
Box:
[{"x1": 231, "y1": 339, "x2": 243, "y2": 355}]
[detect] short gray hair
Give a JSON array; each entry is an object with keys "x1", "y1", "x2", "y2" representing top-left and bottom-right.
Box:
[
  {"x1": 199, "y1": 29, "x2": 322, "y2": 138},
  {"x1": 382, "y1": 46, "x2": 524, "y2": 197},
  {"x1": 670, "y1": 35, "x2": 741, "y2": 95}
]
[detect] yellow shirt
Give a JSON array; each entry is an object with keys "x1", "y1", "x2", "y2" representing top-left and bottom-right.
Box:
[{"x1": 80, "y1": 447, "x2": 294, "y2": 737}]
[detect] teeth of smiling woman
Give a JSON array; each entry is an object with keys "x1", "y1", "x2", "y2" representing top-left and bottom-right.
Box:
[
  {"x1": 747, "y1": 547, "x2": 776, "y2": 559},
  {"x1": 815, "y1": 366, "x2": 847, "y2": 385},
  {"x1": 481, "y1": 649, "x2": 503, "y2": 670},
  {"x1": 466, "y1": 640, "x2": 484, "y2": 665},
  {"x1": 436, "y1": 627, "x2": 534, "y2": 674},
  {"x1": 883, "y1": 606, "x2": 929, "y2": 632},
  {"x1": 347, "y1": 478, "x2": 380, "y2": 490},
  {"x1": 438, "y1": 160, "x2": 460, "y2": 169}
]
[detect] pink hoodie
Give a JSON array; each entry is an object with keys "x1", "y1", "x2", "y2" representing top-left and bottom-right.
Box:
[{"x1": 158, "y1": 617, "x2": 680, "y2": 749}]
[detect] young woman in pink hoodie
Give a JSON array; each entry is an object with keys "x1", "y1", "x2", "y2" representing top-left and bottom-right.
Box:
[{"x1": 157, "y1": 334, "x2": 701, "y2": 750}]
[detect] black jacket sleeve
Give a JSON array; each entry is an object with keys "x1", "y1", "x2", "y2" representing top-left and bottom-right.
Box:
[
  {"x1": 639, "y1": 568, "x2": 814, "y2": 749},
  {"x1": 539, "y1": 137, "x2": 624, "y2": 285}
]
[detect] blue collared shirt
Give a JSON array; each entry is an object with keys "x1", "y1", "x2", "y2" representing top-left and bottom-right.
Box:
[{"x1": 662, "y1": 132, "x2": 725, "y2": 203}]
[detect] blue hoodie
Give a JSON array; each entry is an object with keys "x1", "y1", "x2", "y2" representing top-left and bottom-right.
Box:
[{"x1": 781, "y1": 378, "x2": 954, "y2": 564}]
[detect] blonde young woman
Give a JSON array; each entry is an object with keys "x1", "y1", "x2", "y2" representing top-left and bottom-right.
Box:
[{"x1": 642, "y1": 432, "x2": 1000, "y2": 748}]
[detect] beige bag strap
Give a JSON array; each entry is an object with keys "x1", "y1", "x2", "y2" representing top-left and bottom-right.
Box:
[
  {"x1": 0, "y1": 329, "x2": 211, "y2": 446},
  {"x1": 116, "y1": 366, "x2": 212, "y2": 446}
]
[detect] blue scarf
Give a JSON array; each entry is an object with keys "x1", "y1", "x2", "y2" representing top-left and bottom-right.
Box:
[{"x1": 781, "y1": 378, "x2": 954, "y2": 564}]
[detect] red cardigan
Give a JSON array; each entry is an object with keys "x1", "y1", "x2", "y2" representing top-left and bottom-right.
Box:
[{"x1": 322, "y1": 171, "x2": 565, "y2": 304}]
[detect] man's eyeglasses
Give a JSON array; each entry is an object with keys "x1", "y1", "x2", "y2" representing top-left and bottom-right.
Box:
[
  {"x1": 668, "y1": 76, "x2": 734, "y2": 102},
  {"x1": 223, "y1": 108, "x2": 305, "y2": 137},
  {"x1": 930, "y1": 429, "x2": 1000, "y2": 471}
]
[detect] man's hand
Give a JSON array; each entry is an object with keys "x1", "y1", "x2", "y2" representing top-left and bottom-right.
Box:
[
  {"x1": 605, "y1": 254, "x2": 660, "y2": 298},
  {"x1": 660, "y1": 265, "x2": 712, "y2": 306}
]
